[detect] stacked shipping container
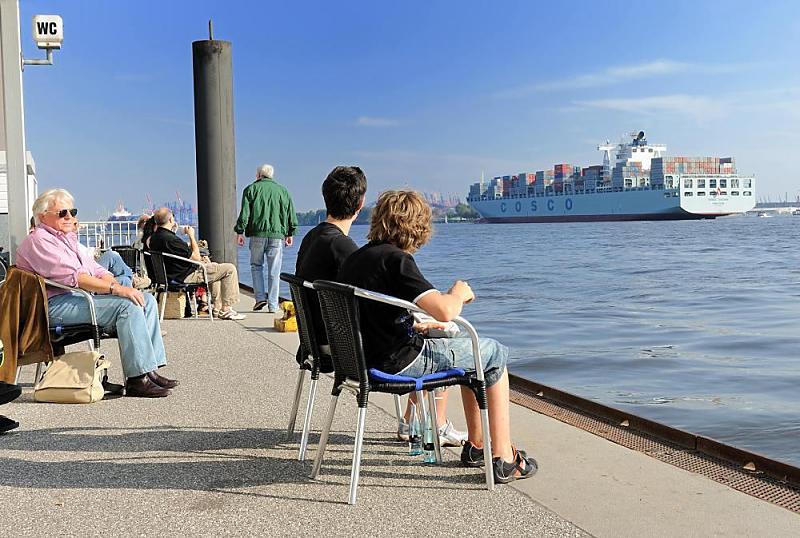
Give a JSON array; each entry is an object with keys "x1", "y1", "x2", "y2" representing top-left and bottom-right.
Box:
[
  {"x1": 612, "y1": 161, "x2": 645, "y2": 188},
  {"x1": 650, "y1": 157, "x2": 737, "y2": 186},
  {"x1": 582, "y1": 165, "x2": 604, "y2": 189}
]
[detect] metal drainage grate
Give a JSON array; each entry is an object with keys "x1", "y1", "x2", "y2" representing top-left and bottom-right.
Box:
[{"x1": 510, "y1": 384, "x2": 800, "y2": 514}]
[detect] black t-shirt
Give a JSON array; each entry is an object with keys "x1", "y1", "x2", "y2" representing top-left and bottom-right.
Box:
[
  {"x1": 147, "y1": 227, "x2": 194, "y2": 282},
  {"x1": 296, "y1": 222, "x2": 358, "y2": 346},
  {"x1": 337, "y1": 241, "x2": 435, "y2": 373}
]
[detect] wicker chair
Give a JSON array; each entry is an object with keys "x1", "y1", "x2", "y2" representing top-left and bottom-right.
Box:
[
  {"x1": 280, "y1": 273, "x2": 328, "y2": 461},
  {"x1": 110, "y1": 245, "x2": 140, "y2": 273},
  {"x1": 144, "y1": 251, "x2": 213, "y2": 322},
  {"x1": 282, "y1": 273, "x2": 407, "y2": 462},
  {"x1": 310, "y1": 279, "x2": 494, "y2": 505}
]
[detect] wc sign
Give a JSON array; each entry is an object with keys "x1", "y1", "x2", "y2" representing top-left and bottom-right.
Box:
[{"x1": 32, "y1": 15, "x2": 63, "y2": 49}]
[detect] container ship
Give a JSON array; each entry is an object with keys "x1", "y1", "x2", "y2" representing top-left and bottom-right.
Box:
[{"x1": 466, "y1": 131, "x2": 756, "y2": 222}]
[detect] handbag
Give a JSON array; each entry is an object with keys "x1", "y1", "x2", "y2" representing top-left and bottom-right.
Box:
[{"x1": 33, "y1": 351, "x2": 110, "y2": 404}]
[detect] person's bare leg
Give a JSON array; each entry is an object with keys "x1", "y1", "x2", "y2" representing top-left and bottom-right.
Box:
[
  {"x1": 461, "y1": 369, "x2": 514, "y2": 462},
  {"x1": 404, "y1": 390, "x2": 449, "y2": 424},
  {"x1": 433, "y1": 389, "x2": 447, "y2": 424}
]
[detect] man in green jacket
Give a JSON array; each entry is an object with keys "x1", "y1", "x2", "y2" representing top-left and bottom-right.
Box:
[{"x1": 235, "y1": 164, "x2": 298, "y2": 313}]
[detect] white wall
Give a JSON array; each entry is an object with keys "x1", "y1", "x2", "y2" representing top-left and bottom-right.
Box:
[{"x1": 0, "y1": 150, "x2": 36, "y2": 214}]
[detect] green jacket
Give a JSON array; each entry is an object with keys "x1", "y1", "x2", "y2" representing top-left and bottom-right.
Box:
[{"x1": 234, "y1": 178, "x2": 298, "y2": 239}]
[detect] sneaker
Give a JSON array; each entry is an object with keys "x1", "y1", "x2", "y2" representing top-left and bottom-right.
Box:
[
  {"x1": 397, "y1": 420, "x2": 410, "y2": 442},
  {"x1": 493, "y1": 448, "x2": 538, "y2": 484},
  {"x1": 253, "y1": 300, "x2": 268, "y2": 311},
  {"x1": 460, "y1": 442, "x2": 529, "y2": 468},
  {"x1": 438, "y1": 420, "x2": 467, "y2": 447},
  {"x1": 218, "y1": 309, "x2": 246, "y2": 320}
]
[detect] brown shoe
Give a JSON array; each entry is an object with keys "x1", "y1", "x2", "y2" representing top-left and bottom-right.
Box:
[
  {"x1": 125, "y1": 375, "x2": 171, "y2": 398},
  {"x1": 147, "y1": 370, "x2": 179, "y2": 389}
]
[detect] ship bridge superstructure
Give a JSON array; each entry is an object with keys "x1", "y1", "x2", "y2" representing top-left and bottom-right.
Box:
[{"x1": 613, "y1": 131, "x2": 666, "y2": 172}]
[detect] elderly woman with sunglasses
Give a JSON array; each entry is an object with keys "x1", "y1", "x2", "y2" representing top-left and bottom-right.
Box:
[{"x1": 15, "y1": 188, "x2": 177, "y2": 397}]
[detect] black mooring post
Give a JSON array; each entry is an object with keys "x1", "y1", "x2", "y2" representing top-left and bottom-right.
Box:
[{"x1": 192, "y1": 38, "x2": 237, "y2": 265}]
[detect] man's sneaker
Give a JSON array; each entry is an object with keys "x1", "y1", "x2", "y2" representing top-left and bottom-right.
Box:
[
  {"x1": 397, "y1": 420, "x2": 410, "y2": 442},
  {"x1": 253, "y1": 300, "x2": 268, "y2": 311},
  {"x1": 218, "y1": 309, "x2": 246, "y2": 320},
  {"x1": 493, "y1": 448, "x2": 538, "y2": 484},
  {"x1": 438, "y1": 420, "x2": 467, "y2": 447}
]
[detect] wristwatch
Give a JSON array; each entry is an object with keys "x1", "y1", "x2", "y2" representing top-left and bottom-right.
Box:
[{"x1": 109, "y1": 281, "x2": 116, "y2": 295}]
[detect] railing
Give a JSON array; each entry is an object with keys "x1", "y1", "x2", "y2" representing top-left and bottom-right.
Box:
[
  {"x1": 76, "y1": 220, "x2": 192, "y2": 249},
  {"x1": 76, "y1": 221, "x2": 141, "y2": 249}
]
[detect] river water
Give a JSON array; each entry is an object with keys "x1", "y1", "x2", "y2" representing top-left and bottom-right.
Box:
[{"x1": 238, "y1": 216, "x2": 800, "y2": 466}]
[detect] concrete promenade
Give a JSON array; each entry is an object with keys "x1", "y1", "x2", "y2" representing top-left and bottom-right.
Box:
[{"x1": 1, "y1": 293, "x2": 798, "y2": 537}]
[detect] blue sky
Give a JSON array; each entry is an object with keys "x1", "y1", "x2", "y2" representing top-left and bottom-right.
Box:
[{"x1": 18, "y1": 0, "x2": 800, "y2": 216}]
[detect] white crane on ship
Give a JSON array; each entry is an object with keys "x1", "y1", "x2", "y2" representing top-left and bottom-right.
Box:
[{"x1": 598, "y1": 140, "x2": 615, "y2": 179}]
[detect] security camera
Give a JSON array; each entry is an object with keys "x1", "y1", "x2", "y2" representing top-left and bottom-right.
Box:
[{"x1": 32, "y1": 15, "x2": 63, "y2": 50}]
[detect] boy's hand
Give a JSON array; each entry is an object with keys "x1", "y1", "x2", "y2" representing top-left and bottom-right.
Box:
[
  {"x1": 413, "y1": 321, "x2": 448, "y2": 336},
  {"x1": 449, "y1": 280, "x2": 475, "y2": 304}
]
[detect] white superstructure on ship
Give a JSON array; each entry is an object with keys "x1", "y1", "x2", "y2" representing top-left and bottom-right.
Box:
[{"x1": 467, "y1": 132, "x2": 756, "y2": 222}]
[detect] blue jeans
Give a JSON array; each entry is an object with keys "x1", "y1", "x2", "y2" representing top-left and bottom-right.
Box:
[
  {"x1": 97, "y1": 250, "x2": 133, "y2": 287},
  {"x1": 249, "y1": 237, "x2": 283, "y2": 309},
  {"x1": 399, "y1": 333, "x2": 508, "y2": 387},
  {"x1": 48, "y1": 292, "x2": 166, "y2": 378}
]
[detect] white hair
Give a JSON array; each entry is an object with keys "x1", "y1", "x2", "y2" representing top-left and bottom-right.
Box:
[
  {"x1": 31, "y1": 188, "x2": 74, "y2": 224},
  {"x1": 257, "y1": 164, "x2": 274, "y2": 179}
]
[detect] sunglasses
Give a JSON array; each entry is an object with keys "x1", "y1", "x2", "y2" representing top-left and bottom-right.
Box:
[{"x1": 48, "y1": 208, "x2": 78, "y2": 218}]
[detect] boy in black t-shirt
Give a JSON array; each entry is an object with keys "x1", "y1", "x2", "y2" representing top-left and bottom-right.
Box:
[
  {"x1": 338, "y1": 190, "x2": 537, "y2": 484},
  {"x1": 296, "y1": 166, "x2": 366, "y2": 353}
]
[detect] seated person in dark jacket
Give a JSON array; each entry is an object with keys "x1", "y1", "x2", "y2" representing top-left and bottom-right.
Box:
[
  {"x1": 147, "y1": 208, "x2": 245, "y2": 320},
  {"x1": 337, "y1": 190, "x2": 537, "y2": 483}
]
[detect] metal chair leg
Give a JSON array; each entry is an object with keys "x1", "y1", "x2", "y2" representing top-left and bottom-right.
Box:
[
  {"x1": 348, "y1": 406, "x2": 368, "y2": 505},
  {"x1": 393, "y1": 394, "x2": 403, "y2": 429},
  {"x1": 428, "y1": 390, "x2": 443, "y2": 463},
  {"x1": 158, "y1": 290, "x2": 166, "y2": 322},
  {"x1": 480, "y1": 406, "x2": 495, "y2": 490},
  {"x1": 15, "y1": 366, "x2": 21, "y2": 385},
  {"x1": 310, "y1": 394, "x2": 339, "y2": 479},
  {"x1": 286, "y1": 369, "x2": 305, "y2": 440},
  {"x1": 34, "y1": 362, "x2": 44, "y2": 385},
  {"x1": 206, "y1": 282, "x2": 214, "y2": 322},
  {"x1": 414, "y1": 390, "x2": 426, "y2": 431},
  {"x1": 298, "y1": 378, "x2": 318, "y2": 461}
]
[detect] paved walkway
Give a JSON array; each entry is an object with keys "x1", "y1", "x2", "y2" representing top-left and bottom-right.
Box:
[
  {"x1": 0, "y1": 299, "x2": 584, "y2": 537},
  {"x1": 2, "y1": 293, "x2": 799, "y2": 537}
]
